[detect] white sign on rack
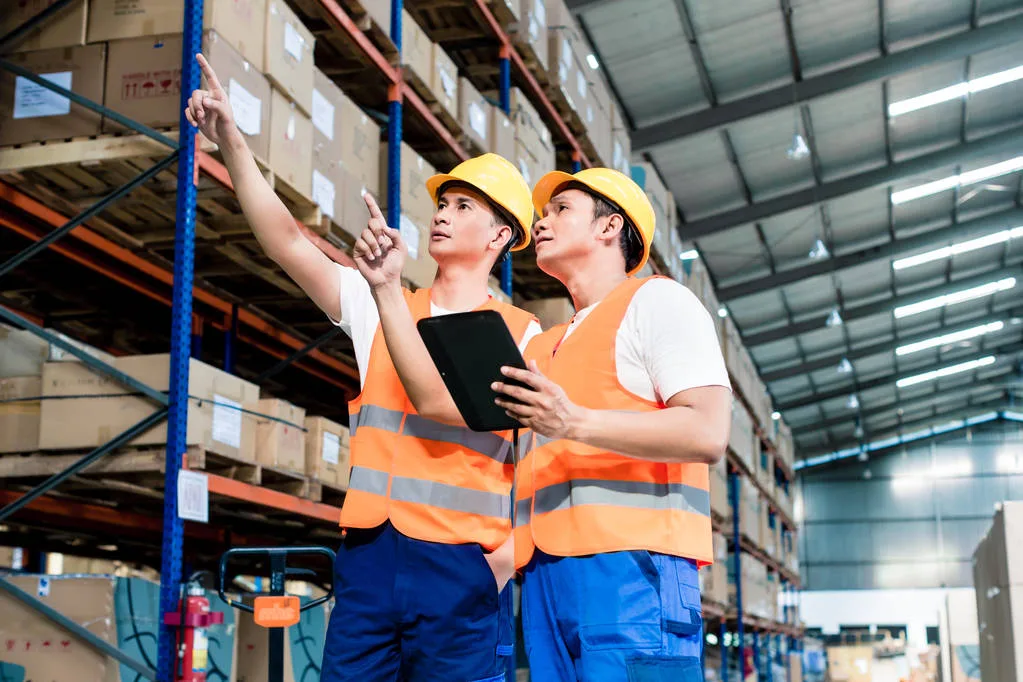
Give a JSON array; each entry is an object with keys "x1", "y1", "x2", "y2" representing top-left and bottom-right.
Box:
[{"x1": 178, "y1": 470, "x2": 210, "y2": 523}]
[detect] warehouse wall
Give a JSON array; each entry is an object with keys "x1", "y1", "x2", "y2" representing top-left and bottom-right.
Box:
[{"x1": 799, "y1": 420, "x2": 1023, "y2": 591}]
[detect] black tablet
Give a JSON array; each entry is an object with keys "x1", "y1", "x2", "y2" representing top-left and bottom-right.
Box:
[{"x1": 417, "y1": 310, "x2": 530, "y2": 432}]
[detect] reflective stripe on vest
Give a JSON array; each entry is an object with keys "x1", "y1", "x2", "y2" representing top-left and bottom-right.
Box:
[
  {"x1": 350, "y1": 465, "x2": 511, "y2": 519},
  {"x1": 532, "y1": 477, "x2": 711, "y2": 518},
  {"x1": 351, "y1": 405, "x2": 512, "y2": 464}
]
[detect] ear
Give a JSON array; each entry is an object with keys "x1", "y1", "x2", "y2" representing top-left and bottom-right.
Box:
[
  {"x1": 597, "y1": 213, "x2": 626, "y2": 246},
  {"x1": 490, "y1": 222, "x2": 513, "y2": 252}
]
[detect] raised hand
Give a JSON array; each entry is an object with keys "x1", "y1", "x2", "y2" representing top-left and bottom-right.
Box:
[
  {"x1": 354, "y1": 192, "x2": 406, "y2": 290},
  {"x1": 184, "y1": 53, "x2": 239, "y2": 147}
]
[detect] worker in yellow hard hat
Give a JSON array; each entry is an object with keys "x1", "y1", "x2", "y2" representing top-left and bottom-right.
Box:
[
  {"x1": 488, "y1": 168, "x2": 733, "y2": 679},
  {"x1": 187, "y1": 55, "x2": 540, "y2": 680}
]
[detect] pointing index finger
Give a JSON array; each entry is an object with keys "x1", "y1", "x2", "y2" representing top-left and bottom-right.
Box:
[
  {"x1": 195, "y1": 53, "x2": 223, "y2": 94},
  {"x1": 363, "y1": 192, "x2": 384, "y2": 220}
]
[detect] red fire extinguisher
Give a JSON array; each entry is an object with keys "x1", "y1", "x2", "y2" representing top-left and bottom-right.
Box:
[{"x1": 164, "y1": 580, "x2": 224, "y2": 682}]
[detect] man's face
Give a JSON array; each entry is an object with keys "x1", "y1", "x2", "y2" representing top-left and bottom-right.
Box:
[
  {"x1": 532, "y1": 188, "x2": 600, "y2": 276},
  {"x1": 429, "y1": 186, "x2": 510, "y2": 265}
]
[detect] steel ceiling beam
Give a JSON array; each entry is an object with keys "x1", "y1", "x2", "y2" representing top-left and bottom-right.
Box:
[
  {"x1": 631, "y1": 13, "x2": 1023, "y2": 153},
  {"x1": 762, "y1": 306, "x2": 1023, "y2": 383},
  {"x1": 565, "y1": 0, "x2": 618, "y2": 12},
  {"x1": 675, "y1": 126, "x2": 1023, "y2": 242},
  {"x1": 800, "y1": 398, "x2": 1010, "y2": 460},
  {"x1": 777, "y1": 340, "x2": 1023, "y2": 412},
  {"x1": 790, "y1": 380, "x2": 1010, "y2": 435},
  {"x1": 717, "y1": 207, "x2": 1023, "y2": 302},
  {"x1": 743, "y1": 263, "x2": 1023, "y2": 347}
]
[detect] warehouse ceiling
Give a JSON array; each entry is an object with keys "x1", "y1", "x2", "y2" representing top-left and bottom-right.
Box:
[{"x1": 572, "y1": 0, "x2": 1023, "y2": 459}]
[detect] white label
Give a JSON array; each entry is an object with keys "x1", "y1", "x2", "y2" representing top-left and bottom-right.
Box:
[
  {"x1": 211, "y1": 394, "x2": 242, "y2": 449},
  {"x1": 284, "y1": 22, "x2": 305, "y2": 61},
  {"x1": 561, "y1": 38, "x2": 572, "y2": 68},
  {"x1": 439, "y1": 68, "x2": 456, "y2": 99},
  {"x1": 178, "y1": 470, "x2": 210, "y2": 523},
  {"x1": 558, "y1": 61, "x2": 569, "y2": 84},
  {"x1": 229, "y1": 78, "x2": 261, "y2": 136},
  {"x1": 14, "y1": 71, "x2": 72, "y2": 119},
  {"x1": 586, "y1": 104, "x2": 594, "y2": 124},
  {"x1": 576, "y1": 69, "x2": 587, "y2": 98},
  {"x1": 286, "y1": 113, "x2": 297, "y2": 141},
  {"x1": 528, "y1": 14, "x2": 541, "y2": 41},
  {"x1": 469, "y1": 101, "x2": 487, "y2": 140},
  {"x1": 322, "y1": 431, "x2": 340, "y2": 465},
  {"x1": 400, "y1": 214, "x2": 420, "y2": 260},
  {"x1": 534, "y1": 0, "x2": 546, "y2": 25},
  {"x1": 518, "y1": 159, "x2": 532, "y2": 184},
  {"x1": 312, "y1": 169, "x2": 336, "y2": 218},
  {"x1": 11, "y1": 548, "x2": 23, "y2": 570},
  {"x1": 311, "y1": 89, "x2": 335, "y2": 139},
  {"x1": 37, "y1": 577, "x2": 50, "y2": 598}
]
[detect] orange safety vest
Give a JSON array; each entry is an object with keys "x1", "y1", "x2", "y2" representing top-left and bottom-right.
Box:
[
  {"x1": 513, "y1": 276, "x2": 713, "y2": 568},
  {"x1": 341, "y1": 287, "x2": 536, "y2": 550}
]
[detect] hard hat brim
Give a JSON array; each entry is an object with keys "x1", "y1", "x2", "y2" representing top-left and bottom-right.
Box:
[
  {"x1": 532, "y1": 170, "x2": 651, "y2": 276},
  {"x1": 426, "y1": 172, "x2": 530, "y2": 252}
]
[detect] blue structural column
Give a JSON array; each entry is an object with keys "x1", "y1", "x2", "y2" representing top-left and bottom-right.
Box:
[
  {"x1": 752, "y1": 631, "x2": 760, "y2": 681},
  {"x1": 386, "y1": 1, "x2": 402, "y2": 232},
  {"x1": 498, "y1": 46, "x2": 513, "y2": 298},
  {"x1": 571, "y1": 152, "x2": 582, "y2": 174},
  {"x1": 157, "y1": 1, "x2": 202, "y2": 679},
  {"x1": 720, "y1": 620, "x2": 728, "y2": 682},
  {"x1": 223, "y1": 303, "x2": 238, "y2": 374},
  {"x1": 729, "y1": 469, "x2": 743, "y2": 681}
]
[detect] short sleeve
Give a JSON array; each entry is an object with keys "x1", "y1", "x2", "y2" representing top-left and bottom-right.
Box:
[
  {"x1": 629, "y1": 279, "x2": 731, "y2": 402},
  {"x1": 330, "y1": 264, "x2": 381, "y2": 386},
  {"x1": 518, "y1": 320, "x2": 543, "y2": 354}
]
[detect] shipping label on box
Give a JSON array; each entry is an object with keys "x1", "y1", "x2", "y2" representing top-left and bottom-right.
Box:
[
  {"x1": 203, "y1": 30, "x2": 271, "y2": 162},
  {"x1": 458, "y1": 77, "x2": 490, "y2": 150},
  {"x1": 431, "y1": 43, "x2": 459, "y2": 120}
]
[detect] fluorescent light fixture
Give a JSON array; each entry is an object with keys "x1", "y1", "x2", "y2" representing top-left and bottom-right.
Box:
[
  {"x1": 679, "y1": 249, "x2": 699, "y2": 261},
  {"x1": 846, "y1": 394, "x2": 859, "y2": 409},
  {"x1": 892, "y1": 156, "x2": 1023, "y2": 205},
  {"x1": 787, "y1": 133, "x2": 810, "y2": 160},
  {"x1": 586, "y1": 53, "x2": 599, "y2": 70},
  {"x1": 771, "y1": 411, "x2": 781, "y2": 420},
  {"x1": 717, "y1": 306, "x2": 729, "y2": 318},
  {"x1": 837, "y1": 357, "x2": 853, "y2": 374},
  {"x1": 889, "y1": 65, "x2": 1023, "y2": 117},
  {"x1": 826, "y1": 308, "x2": 843, "y2": 327},
  {"x1": 892, "y1": 457, "x2": 973, "y2": 492},
  {"x1": 893, "y1": 277, "x2": 1016, "y2": 319},
  {"x1": 895, "y1": 355, "x2": 996, "y2": 388},
  {"x1": 895, "y1": 321, "x2": 1005, "y2": 356},
  {"x1": 808, "y1": 238, "x2": 829, "y2": 260},
  {"x1": 893, "y1": 226, "x2": 1023, "y2": 270}
]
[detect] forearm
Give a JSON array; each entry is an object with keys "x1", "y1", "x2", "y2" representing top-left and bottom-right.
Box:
[
  {"x1": 220, "y1": 132, "x2": 302, "y2": 259},
  {"x1": 571, "y1": 406, "x2": 727, "y2": 464},
  {"x1": 372, "y1": 283, "x2": 464, "y2": 425}
]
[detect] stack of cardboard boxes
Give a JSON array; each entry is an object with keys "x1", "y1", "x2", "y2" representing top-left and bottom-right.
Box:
[
  {"x1": 521, "y1": 297, "x2": 575, "y2": 330},
  {"x1": 729, "y1": 396, "x2": 757, "y2": 470},
  {"x1": 305, "y1": 416, "x2": 351, "y2": 489},
  {"x1": 510, "y1": 87, "x2": 555, "y2": 187},
  {"x1": 631, "y1": 162, "x2": 677, "y2": 268},
  {"x1": 698, "y1": 533, "x2": 729, "y2": 606},
  {"x1": 380, "y1": 141, "x2": 438, "y2": 288},
  {"x1": 545, "y1": 0, "x2": 590, "y2": 121},
  {"x1": 728, "y1": 552, "x2": 771, "y2": 619},
  {"x1": 973, "y1": 501, "x2": 1023, "y2": 682},
  {"x1": 710, "y1": 455, "x2": 729, "y2": 517}
]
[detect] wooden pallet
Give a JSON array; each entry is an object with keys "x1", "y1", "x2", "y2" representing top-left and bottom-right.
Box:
[{"x1": 317, "y1": 479, "x2": 348, "y2": 507}]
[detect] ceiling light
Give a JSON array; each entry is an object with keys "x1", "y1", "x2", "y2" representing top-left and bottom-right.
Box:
[
  {"x1": 787, "y1": 132, "x2": 810, "y2": 160},
  {"x1": 893, "y1": 277, "x2": 1016, "y2": 319},
  {"x1": 895, "y1": 356, "x2": 996, "y2": 388},
  {"x1": 888, "y1": 65, "x2": 1023, "y2": 117},
  {"x1": 679, "y1": 249, "x2": 699, "y2": 261},
  {"x1": 858, "y1": 451, "x2": 869, "y2": 462},
  {"x1": 717, "y1": 306, "x2": 729, "y2": 318},
  {"x1": 864, "y1": 469, "x2": 873, "y2": 479},
  {"x1": 892, "y1": 156, "x2": 1023, "y2": 205},
  {"x1": 771, "y1": 411, "x2": 781, "y2": 420},
  {"x1": 826, "y1": 308, "x2": 844, "y2": 327},
  {"x1": 586, "y1": 53, "x2": 599, "y2": 70},
  {"x1": 837, "y1": 357, "x2": 853, "y2": 374},
  {"x1": 808, "y1": 238, "x2": 830, "y2": 260},
  {"x1": 854, "y1": 423, "x2": 865, "y2": 439},
  {"x1": 895, "y1": 321, "x2": 1005, "y2": 356},
  {"x1": 893, "y1": 226, "x2": 1023, "y2": 270},
  {"x1": 846, "y1": 394, "x2": 860, "y2": 409}
]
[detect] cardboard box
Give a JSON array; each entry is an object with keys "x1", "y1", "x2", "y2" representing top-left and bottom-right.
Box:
[
  {"x1": 0, "y1": 377, "x2": 42, "y2": 453},
  {"x1": 235, "y1": 596, "x2": 327, "y2": 682},
  {"x1": 0, "y1": 43, "x2": 105, "y2": 146},
  {"x1": 612, "y1": 129, "x2": 632, "y2": 177},
  {"x1": 359, "y1": 0, "x2": 392, "y2": 34},
  {"x1": 304, "y1": 416, "x2": 350, "y2": 488},
  {"x1": 489, "y1": 276, "x2": 511, "y2": 304},
  {"x1": 521, "y1": 297, "x2": 574, "y2": 330},
  {"x1": 430, "y1": 43, "x2": 459, "y2": 121},
  {"x1": 0, "y1": 546, "x2": 25, "y2": 570},
  {"x1": 311, "y1": 69, "x2": 345, "y2": 224},
  {"x1": 401, "y1": 11, "x2": 433, "y2": 93},
  {"x1": 548, "y1": 27, "x2": 587, "y2": 114},
  {"x1": 340, "y1": 95, "x2": 382, "y2": 197},
  {"x1": 0, "y1": 0, "x2": 87, "y2": 52},
  {"x1": 38, "y1": 354, "x2": 260, "y2": 461},
  {"x1": 827, "y1": 646, "x2": 874, "y2": 682},
  {"x1": 709, "y1": 455, "x2": 728, "y2": 518},
  {"x1": 102, "y1": 34, "x2": 183, "y2": 132},
  {"x1": 458, "y1": 77, "x2": 490, "y2": 151},
  {"x1": 380, "y1": 141, "x2": 436, "y2": 225},
  {"x1": 202, "y1": 29, "x2": 272, "y2": 162},
  {"x1": 264, "y1": 0, "x2": 314, "y2": 115},
  {"x1": 253, "y1": 398, "x2": 306, "y2": 473},
  {"x1": 512, "y1": 0, "x2": 548, "y2": 69},
  {"x1": 400, "y1": 214, "x2": 439, "y2": 289},
  {"x1": 269, "y1": 88, "x2": 314, "y2": 198},
  {"x1": 489, "y1": 0, "x2": 521, "y2": 24},
  {"x1": 88, "y1": 0, "x2": 266, "y2": 68},
  {"x1": 0, "y1": 575, "x2": 237, "y2": 682},
  {"x1": 0, "y1": 325, "x2": 115, "y2": 378},
  {"x1": 490, "y1": 107, "x2": 516, "y2": 163}
]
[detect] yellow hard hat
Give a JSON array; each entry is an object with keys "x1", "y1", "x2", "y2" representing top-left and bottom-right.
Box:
[
  {"x1": 426, "y1": 153, "x2": 534, "y2": 251},
  {"x1": 532, "y1": 168, "x2": 655, "y2": 276}
]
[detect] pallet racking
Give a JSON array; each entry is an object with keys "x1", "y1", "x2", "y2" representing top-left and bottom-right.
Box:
[{"x1": 0, "y1": 1, "x2": 801, "y2": 680}]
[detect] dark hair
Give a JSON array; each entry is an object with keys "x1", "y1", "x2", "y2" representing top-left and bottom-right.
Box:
[
  {"x1": 560, "y1": 182, "x2": 643, "y2": 273},
  {"x1": 437, "y1": 181, "x2": 522, "y2": 269}
]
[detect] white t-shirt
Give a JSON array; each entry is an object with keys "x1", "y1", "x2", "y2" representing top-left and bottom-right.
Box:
[
  {"x1": 559, "y1": 278, "x2": 731, "y2": 403},
  {"x1": 332, "y1": 265, "x2": 543, "y2": 389}
]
